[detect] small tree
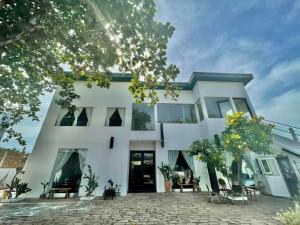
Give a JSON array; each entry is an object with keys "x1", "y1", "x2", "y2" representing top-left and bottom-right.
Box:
[
  {"x1": 222, "y1": 112, "x2": 274, "y2": 184},
  {"x1": 190, "y1": 138, "x2": 230, "y2": 186},
  {"x1": 6, "y1": 167, "x2": 31, "y2": 198},
  {"x1": 82, "y1": 165, "x2": 99, "y2": 197}
]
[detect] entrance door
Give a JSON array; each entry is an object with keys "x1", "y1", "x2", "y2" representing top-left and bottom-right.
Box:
[
  {"x1": 129, "y1": 151, "x2": 156, "y2": 192},
  {"x1": 276, "y1": 156, "x2": 299, "y2": 197},
  {"x1": 258, "y1": 157, "x2": 290, "y2": 198}
]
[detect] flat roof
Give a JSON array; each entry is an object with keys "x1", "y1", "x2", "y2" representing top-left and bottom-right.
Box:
[{"x1": 69, "y1": 71, "x2": 253, "y2": 90}]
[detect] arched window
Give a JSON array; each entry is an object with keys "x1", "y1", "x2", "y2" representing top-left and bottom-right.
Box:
[
  {"x1": 109, "y1": 109, "x2": 122, "y2": 126},
  {"x1": 76, "y1": 108, "x2": 88, "y2": 126},
  {"x1": 60, "y1": 111, "x2": 75, "y2": 126}
]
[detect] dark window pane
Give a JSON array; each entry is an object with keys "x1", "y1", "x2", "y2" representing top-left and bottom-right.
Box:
[
  {"x1": 76, "y1": 108, "x2": 88, "y2": 126},
  {"x1": 60, "y1": 111, "x2": 75, "y2": 126},
  {"x1": 109, "y1": 109, "x2": 122, "y2": 126},
  {"x1": 196, "y1": 101, "x2": 204, "y2": 121},
  {"x1": 157, "y1": 104, "x2": 197, "y2": 123},
  {"x1": 132, "y1": 103, "x2": 155, "y2": 131},
  {"x1": 233, "y1": 98, "x2": 253, "y2": 118},
  {"x1": 205, "y1": 97, "x2": 232, "y2": 118}
]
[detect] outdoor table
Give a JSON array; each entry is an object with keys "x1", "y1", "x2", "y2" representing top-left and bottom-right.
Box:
[
  {"x1": 219, "y1": 188, "x2": 231, "y2": 203},
  {"x1": 180, "y1": 183, "x2": 196, "y2": 192},
  {"x1": 245, "y1": 186, "x2": 257, "y2": 201},
  {"x1": 48, "y1": 187, "x2": 72, "y2": 198},
  {"x1": 104, "y1": 188, "x2": 116, "y2": 200}
]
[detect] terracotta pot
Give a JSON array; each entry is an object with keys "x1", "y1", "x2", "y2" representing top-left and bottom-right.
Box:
[{"x1": 165, "y1": 180, "x2": 171, "y2": 192}]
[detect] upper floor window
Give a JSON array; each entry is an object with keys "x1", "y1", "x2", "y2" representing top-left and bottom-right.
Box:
[
  {"x1": 56, "y1": 107, "x2": 93, "y2": 126},
  {"x1": 105, "y1": 107, "x2": 125, "y2": 127},
  {"x1": 132, "y1": 103, "x2": 155, "y2": 131},
  {"x1": 233, "y1": 98, "x2": 253, "y2": 118},
  {"x1": 157, "y1": 103, "x2": 197, "y2": 123},
  {"x1": 195, "y1": 100, "x2": 204, "y2": 121},
  {"x1": 205, "y1": 97, "x2": 232, "y2": 118}
]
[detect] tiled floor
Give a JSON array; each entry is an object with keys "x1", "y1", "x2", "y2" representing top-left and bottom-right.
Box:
[{"x1": 0, "y1": 193, "x2": 293, "y2": 225}]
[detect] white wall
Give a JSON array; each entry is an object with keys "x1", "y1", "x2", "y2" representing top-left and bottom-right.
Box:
[{"x1": 23, "y1": 80, "x2": 252, "y2": 197}]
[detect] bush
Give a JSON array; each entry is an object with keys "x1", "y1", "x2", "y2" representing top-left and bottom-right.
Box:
[{"x1": 274, "y1": 203, "x2": 300, "y2": 225}]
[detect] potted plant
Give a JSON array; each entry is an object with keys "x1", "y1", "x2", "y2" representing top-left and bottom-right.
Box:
[
  {"x1": 80, "y1": 164, "x2": 99, "y2": 200},
  {"x1": 193, "y1": 176, "x2": 201, "y2": 192},
  {"x1": 40, "y1": 181, "x2": 49, "y2": 198},
  {"x1": 218, "y1": 178, "x2": 226, "y2": 189},
  {"x1": 158, "y1": 162, "x2": 173, "y2": 192},
  {"x1": 2, "y1": 168, "x2": 31, "y2": 203}
]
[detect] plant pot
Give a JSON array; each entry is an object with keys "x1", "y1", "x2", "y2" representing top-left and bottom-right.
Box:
[
  {"x1": 165, "y1": 180, "x2": 171, "y2": 192},
  {"x1": 80, "y1": 196, "x2": 96, "y2": 201},
  {"x1": 40, "y1": 193, "x2": 47, "y2": 199}
]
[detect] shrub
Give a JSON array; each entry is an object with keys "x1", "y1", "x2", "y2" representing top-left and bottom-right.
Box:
[{"x1": 274, "y1": 203, "x2": 300, "y2": 225}]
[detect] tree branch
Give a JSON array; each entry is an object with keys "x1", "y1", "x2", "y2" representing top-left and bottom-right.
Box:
[{"x1": 0, "y1": 25, "x2": 44, "y2": 47}]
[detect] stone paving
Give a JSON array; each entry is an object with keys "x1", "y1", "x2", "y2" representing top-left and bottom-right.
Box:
[{"x1": 0, "y1": 193, "x2": 294, "y2": 225}]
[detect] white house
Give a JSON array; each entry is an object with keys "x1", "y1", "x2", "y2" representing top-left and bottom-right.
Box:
[{"x1": 22, "y1": 72, "x2": 258, "y2": 198}]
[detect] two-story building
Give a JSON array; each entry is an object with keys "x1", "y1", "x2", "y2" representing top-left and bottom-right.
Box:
[{"x1": 22, "y1": 72, "x2": 256, "y2": 197}]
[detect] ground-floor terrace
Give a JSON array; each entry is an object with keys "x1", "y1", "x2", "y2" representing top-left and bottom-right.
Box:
[{"x1": 0, "y1": 193, "x2": 293, "y2": 225}]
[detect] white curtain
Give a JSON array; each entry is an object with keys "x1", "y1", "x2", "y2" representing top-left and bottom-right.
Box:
[
  {"x1": 55, "y1": 108, "x2": 68, "y2": 126},
  {"x1": 181, "y1": 151, "x2": 196, "y2": 175},
  {"x1": 48, "y1": 150, "x2": 73, "y2": 189},
  {"x1": 85, "y1": 107, "x2": 93, "y2": 126},
  {"x1": 168, "y1": 151, "x2": 179, "y2": 169},
  {"x1": 77, "y1": 149, "x2": 86, "y2": 172},
  {"x1": 72, "y1": 108, "x2": 82, "y2": 126},
  {"x1": 118, "y1": 108, "x2": 125, "y2": 126},
  {"x1": 243, "y1": 152, "x2": 255, "y2": 173},
  {"x1": 105, "y1": 108, "x2": 116, "y2": 126}
]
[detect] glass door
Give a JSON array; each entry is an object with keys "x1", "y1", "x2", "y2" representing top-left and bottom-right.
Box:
[{"x1": 129, "y1": 151, "x2": 156, "y2": 192}]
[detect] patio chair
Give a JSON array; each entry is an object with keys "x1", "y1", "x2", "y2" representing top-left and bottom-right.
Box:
[
  {"x1": 226, "y1": 185, "x2": 248, "y2": 204},
  {"x1": 206, "y1": 184, "x2": 220, "y2": 203}
]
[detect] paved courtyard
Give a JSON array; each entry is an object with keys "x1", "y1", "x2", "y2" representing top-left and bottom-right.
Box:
[{"x1": 0, "y1": 193, "x2": 294, "y2": 225}]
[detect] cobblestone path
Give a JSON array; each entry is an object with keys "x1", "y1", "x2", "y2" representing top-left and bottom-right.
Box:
[{"x1": 0, "y1": 193, "x2": 293, "y2": 225}]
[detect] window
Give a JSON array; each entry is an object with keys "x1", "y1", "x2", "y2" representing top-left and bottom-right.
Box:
[
  {"x1": 56, "y1": 107, "x2": 93, "y2": 126},
  {"x1": 204, "y1": 97, "x2": 233, "y2": 118},
  {"x1": 233, "y1": 98, "x2": 253, "y2": 118},
  {"x1": 132, "y1": 103, "x2": 155, "y2": 131},
  {"x1": 157, "y1": 104, "x2": 197, "y2": 123},
  {"x1": 105, "y1": 107, "x2": 125, "y2": 127},
  {"x1": 259, "y1": 158, "x2": 280, "y2": 176},
  {"x1": 196, "y1": 100, "x2": 204, "y2": 121}
]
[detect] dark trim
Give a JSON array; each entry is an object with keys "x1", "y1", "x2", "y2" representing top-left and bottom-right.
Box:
[
  {"x1": 282, "y1": 148, "x2": 300, "y2": 158},
  {"x1": 160, "y1": 123, "x2": 164, "y2": 148},
  {"x1": 65, "y1": 71, "x2": 253, "y2": 90}
]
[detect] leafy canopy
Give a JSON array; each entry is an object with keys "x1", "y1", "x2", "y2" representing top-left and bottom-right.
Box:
[
  {"x1": 190, "y1": 112, "x2": 274, "y2": 178},
  {"x1": 190, "y1": 138, "x2": 228, "y2": 176},
  {"x1": 223, "y1": 112, "x2": 274, "y2": 159},
  {"x1": 0, "y1": 0, "x2": 179, "y2": 146}
]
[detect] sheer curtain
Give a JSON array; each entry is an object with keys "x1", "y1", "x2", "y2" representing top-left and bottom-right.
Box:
[
  {"x1": 85, "y1": 107, "x2": 93, "y2": 126},
  {"x1": 118, "y1": 108, "x2": 125, "y2": 126},
  {"x1": 77, "y1": 149, "x2": 87, "y2": 172},
  {"x1": 181, "y1": 151, "x2": 196, "y2": 175},
  {"x1": 72, "y1": 108, "x2": 82, "y2": 126},
  {"x1": 105, "y1": 108, "x2": 116, "y2": 126},
  {"x1": 48, "y1": 150, "x2": 73, "y2": 190},
  {"x1": 168, "y1": 151, "x2": 179, "y2": 169},
  {"x1": 243, "y1": 152, "x2": 255, "y2": 173},
  {"x1": 55, "y1": 109, "x2": 68, "y2": 126}
]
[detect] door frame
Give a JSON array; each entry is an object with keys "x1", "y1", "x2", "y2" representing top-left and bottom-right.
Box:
[{"x1": 128, "y1": 150, "x2": 156, "y2": 193}]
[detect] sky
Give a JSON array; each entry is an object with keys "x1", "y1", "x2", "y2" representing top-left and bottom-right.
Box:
[{"x1": 1, "y1": 0, "x2": 300, "y2": 152}]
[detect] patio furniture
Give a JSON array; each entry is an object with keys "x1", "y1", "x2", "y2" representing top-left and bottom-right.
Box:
[
  {"x1": 226, "y1": 185, "x2": 248, "y2": 204},
  {"x1": 103, "y1": 188, "x2": 115, "y2": 200},
  {"x1": 180, "y1": 182, "x2": 196, "y2": 192},
  {"x1": 244, "y1": 186, "x2": 257, "y2": 201},
  {"x1": 48, "y1": 187, "x2": 72, "y2": 198},
  {"x1": 206, "y1": 184, "x2": 220, "y2": 203}
]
